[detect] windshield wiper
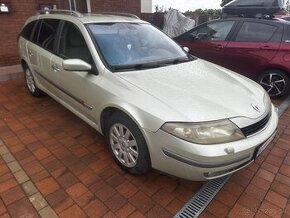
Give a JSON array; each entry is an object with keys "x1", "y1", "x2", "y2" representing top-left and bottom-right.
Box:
[
  {"x1": 112, "y1": 63, "x2": 162, "y2": 71},
  {"x1": 162, "y1": 57, "x2": 193, "y2": 65}
]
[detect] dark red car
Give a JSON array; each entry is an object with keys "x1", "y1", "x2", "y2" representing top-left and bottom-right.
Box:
[{"x1": 175, "y1": 17, "x2": 290, "y2": 98}]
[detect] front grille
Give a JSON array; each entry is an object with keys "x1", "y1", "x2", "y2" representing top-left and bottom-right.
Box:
[{"x1": 241, "y1": 113, "x2": 271, "y2": 137}]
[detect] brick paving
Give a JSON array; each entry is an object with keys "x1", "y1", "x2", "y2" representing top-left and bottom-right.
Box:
[
  {"x1": 0, "y1": 78, "x2": 289, "y2": 218},
  {"x1": 0, "y1": 79, "x2": 202, "y2": 218}
]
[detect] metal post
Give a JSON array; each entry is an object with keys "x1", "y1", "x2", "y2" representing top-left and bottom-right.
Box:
[
  {"x1": 73, "y1": 0, "x2": 77, "y2": 11},
  {"x1": 86, "y1": 0, "x2": 91, "y2": 13},
  {"x1": 68, "y1": 0, "x2": 72, "y2": 10}
]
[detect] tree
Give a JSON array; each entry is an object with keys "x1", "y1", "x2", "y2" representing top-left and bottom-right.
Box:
[
  {"x1": 155, "y1": 4, "x2": 165, "y2": 12},
  {"x1": 221, "y1": 0, "x2": 232, "y2": 7}
]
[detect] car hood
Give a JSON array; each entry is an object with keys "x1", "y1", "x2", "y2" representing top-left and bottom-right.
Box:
[{"x1": 116, "y1": 59, "x2": 267, "y2": 122}]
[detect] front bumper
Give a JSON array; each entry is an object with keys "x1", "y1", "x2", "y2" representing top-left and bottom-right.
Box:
[{"x1": 143, "y1": 105, "x2": 278, "y2": 181}]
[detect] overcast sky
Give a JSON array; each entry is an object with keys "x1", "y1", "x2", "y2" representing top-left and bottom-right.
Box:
[{"x1": 152, "y1": 0, "x2": 222, "y2": 12}]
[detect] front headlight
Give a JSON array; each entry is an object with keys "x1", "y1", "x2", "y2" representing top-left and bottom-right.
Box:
[{"x1": 161, "y1": 120, "x2": 245, "y2": 145}]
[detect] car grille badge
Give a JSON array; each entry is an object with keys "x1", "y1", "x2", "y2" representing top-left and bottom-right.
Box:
[{"x1": 251, "y1": 103, "x2": 261, "y2": 113}]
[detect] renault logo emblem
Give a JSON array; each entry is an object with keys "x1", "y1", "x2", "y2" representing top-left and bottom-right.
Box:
[{"x1": 251, "y1": 104, "x2": 260, "y2": 113}]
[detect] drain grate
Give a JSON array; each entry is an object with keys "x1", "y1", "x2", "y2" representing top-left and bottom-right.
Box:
[{"x1": 174, "y1": 176, "x2": 230, "y2": 218}]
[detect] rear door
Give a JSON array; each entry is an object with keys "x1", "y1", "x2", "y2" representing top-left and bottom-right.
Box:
[
  {"x1": 224, "y1": 20, "x2": 282, "y2": 78},
  {"x1": 176, "y1": 20, "x2": 237, "y2": 66},
  {"x1": 27, "y1": 19, "x2": 61, "y2": 95}
]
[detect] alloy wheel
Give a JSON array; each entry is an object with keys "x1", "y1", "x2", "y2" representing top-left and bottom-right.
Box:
[
  {"x1": 259, "y1": 73, "x2": 286, "y2": 97},
  {"x1": 109, "y1": 123, "x2": 139, "y2": 168},
  {"x1": 25, "y1": 69, "x2": 36, "y2": 94}
]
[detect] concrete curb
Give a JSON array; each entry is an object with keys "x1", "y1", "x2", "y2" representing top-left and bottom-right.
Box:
[{"x1": 0, "y1": 65, "x2": 23, "y2": 81}]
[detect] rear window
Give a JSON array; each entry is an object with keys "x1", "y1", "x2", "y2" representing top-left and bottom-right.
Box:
[
  {"x1": 21, "y1": 21, "x2": 37, "y2": 40},
  {"x1": 235, "y1": 22, "x2": 277, "y2": 42}
]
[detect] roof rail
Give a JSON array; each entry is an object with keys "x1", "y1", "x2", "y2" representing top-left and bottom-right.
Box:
[
  {"x1": 37, "y1": 9, "x2": 83, "y2": 18},
  {"x1": 90, "y1": 12, "x2": 140, "y2": 19}
]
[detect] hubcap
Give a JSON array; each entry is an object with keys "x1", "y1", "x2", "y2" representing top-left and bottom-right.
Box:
[
  {"x1": 109, "y1": 123, "x2": 138, "y2": 168},
  {"x1": 25, "y1": 69, "x2": 36, "y2": 93},
  {"x1": 259, "y1": 73, "x2": 286, "y2": 97}
]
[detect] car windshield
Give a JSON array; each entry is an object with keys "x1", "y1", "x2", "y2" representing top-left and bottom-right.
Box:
[{"x1": 87, "y1": 22, "x2": 192, "y2": 71}]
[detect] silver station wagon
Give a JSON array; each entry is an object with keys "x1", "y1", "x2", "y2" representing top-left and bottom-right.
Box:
[{"x1": 18, "y1": 10, "x2": 278, "y2": 181}]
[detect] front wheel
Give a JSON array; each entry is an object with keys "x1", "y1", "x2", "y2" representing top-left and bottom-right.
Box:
[
  {"x1": 106, "y1": 112, "x2": 151, "y2": 175},
  {"x1": 258, "y1": 69, "x2": 290, "y2": 98}
]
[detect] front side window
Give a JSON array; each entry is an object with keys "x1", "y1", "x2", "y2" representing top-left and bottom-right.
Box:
[
  {"x1": 235, "y1": 22, "x2": 277, "y2": 42},
  {"x1": 190, "y1": 21, "x2": 235, "y2": 41},
  {"x1": 87, "y1": 23, "x2": 191, "y2": 71},
  {"x1": 58, "y1": 22, "x2": 91, "y2": 63},
  {"x1": 33, "y1": 19, "x2": 60, "y2": 51}
]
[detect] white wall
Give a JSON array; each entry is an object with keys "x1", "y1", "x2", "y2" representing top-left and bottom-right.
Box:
[{"x1": 141, "y1": 0, "x2": 152, "y2": 13}]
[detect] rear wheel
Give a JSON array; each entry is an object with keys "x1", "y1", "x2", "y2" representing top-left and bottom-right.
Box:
[
  {"x1": 106, "y1": 112, "x2": 151, "y2": 175},
  {"x1": 258, "y1": 69, "x2": 290, "y2": 98},
  {"x1": 24, "y1": 68, "x2": 45, "y2": 97}
]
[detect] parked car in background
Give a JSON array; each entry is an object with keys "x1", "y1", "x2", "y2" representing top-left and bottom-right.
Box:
[
  {"x1": 175, "y1": 17, "x2": 290, "y2": 98},
  {"x1": 18, "y1": 10, "x2": 278, "y2": 181}
]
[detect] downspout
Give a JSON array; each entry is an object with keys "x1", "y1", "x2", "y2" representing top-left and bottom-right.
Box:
[{"x1": 86, "y1": 0, "x2": 91, "y2": 13}]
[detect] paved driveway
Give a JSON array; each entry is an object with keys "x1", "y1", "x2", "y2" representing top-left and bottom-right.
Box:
[
  {"x1": 0, "y1": 79, "x2": 202, "y2": 218},
  {"x1": 0, "y1": 79, "x2": 288, "y2": 218}
]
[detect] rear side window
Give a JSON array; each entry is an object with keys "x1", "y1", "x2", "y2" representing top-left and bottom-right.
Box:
[
  {"x1": 235, "y1": 22, "x2": 277, "y2": 42},
  {"x1": 32, "y1": 19, "x2": 60, "y2": 51},
  {"x1": 21, "y1": 21, "x2": 37, "y2": 40}
]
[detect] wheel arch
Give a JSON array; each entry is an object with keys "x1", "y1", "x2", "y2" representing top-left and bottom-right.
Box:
[
  {"x1": 256, "y1": 66, "x2": 290, "y2": 81},
  {"x1": 100, "y1": 106, "x2": 143, "y2": 136}
]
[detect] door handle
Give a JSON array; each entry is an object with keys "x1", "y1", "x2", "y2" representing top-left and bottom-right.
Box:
[
  {"x1": 215, "y1": 44, "x2": 224, "y2": 49},
  {"x1": 260, "y1": 45, "x2": 273, "y2": 50},
  {"x1": 51, "y1": 64, "x2": 60, "y2": 72},
  {"x1": 28, "y1": 50, "x2": 34, "y2": 57}
]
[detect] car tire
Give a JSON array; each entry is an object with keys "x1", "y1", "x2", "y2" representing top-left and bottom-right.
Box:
[
  {"x1": 106, "y1": 112, "x2": 151, "y2": 175},
  {"x1": 24, "y1": 67, "x2": 45, "y2": 97},
  {"x1": 258, "y1": 69, "x2": 290, "y2": 98}
]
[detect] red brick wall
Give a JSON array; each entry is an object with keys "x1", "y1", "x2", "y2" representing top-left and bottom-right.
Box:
[
  {"x1": 0, "y1": 0, "x2": 63, "y2": 67},
  {"x1": 0, "y1": 0, "x2": 141, "y2": 67},
  {"x1": 90, "y1": 0, "x2": 141, "y2": 17}
]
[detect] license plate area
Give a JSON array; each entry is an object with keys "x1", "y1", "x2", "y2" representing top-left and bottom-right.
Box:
[{"x1": 254, "y1": 130, "x2": 277, "y2": 159}]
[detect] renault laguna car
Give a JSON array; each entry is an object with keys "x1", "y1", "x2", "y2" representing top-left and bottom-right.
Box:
[{"x1": 18, "y1": 10, "x2": 278, "y2": 181}]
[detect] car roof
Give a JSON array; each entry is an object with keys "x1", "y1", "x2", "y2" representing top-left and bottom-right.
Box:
[{"x1": 25, "y1": 10, "x2": 147, "y2": 25}]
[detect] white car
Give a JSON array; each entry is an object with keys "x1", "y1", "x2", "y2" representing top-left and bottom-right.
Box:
[{"x1": 18, "y1": 10, "x2": 278, "y2": 181}]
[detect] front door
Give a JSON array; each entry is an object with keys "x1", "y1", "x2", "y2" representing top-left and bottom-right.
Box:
[
  {"x1": 51, "y1": 21, "x2": 96, "y2": 119},
  {"x1": 176, "y1": 20, "x2": 237, "y2": 67}
]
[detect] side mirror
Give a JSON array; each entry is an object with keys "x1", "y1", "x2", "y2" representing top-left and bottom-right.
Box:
[
  {"x1": 183, "y1": 47, "x2": 189, "y2": 52},
  {"x1": 62, "y1": 59, "x2": 91, "y2": 71}
]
